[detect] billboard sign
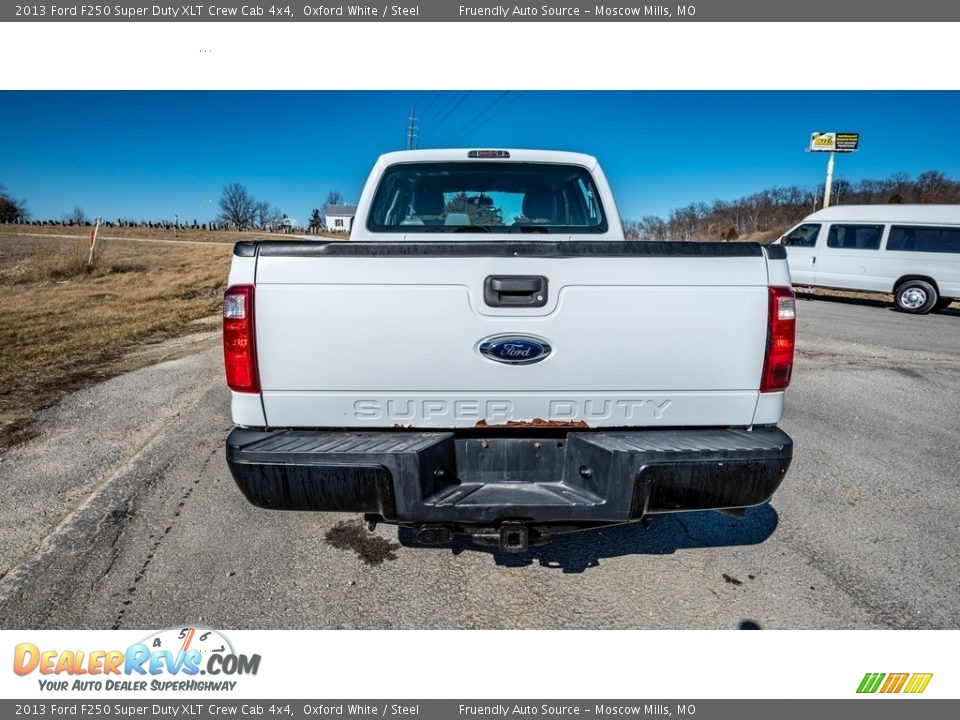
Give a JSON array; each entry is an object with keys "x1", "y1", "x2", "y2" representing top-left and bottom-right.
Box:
[{"x1": 810, "y1": 132, "x2": 860, "y2": 152}]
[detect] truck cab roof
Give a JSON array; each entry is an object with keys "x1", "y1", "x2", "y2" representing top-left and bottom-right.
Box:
[
  {"x1": 374, "y1": 148, "x2": 600, "y2": 170},
  {"x1": 803, "y1": 204, "x2": 960, "y2": 224}
]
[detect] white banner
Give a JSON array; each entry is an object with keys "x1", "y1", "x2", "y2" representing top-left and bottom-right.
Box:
[{"x1": 2, "y1": 629, "x2": 956, "y2": 700}]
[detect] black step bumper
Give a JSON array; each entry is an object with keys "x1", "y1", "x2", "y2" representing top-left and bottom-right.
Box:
[{"x1": 226, "y1": 427, "x2": 792, "y2": 526}]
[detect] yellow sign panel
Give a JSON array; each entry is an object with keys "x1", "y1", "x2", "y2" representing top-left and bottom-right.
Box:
[{"x1": 810, "y1": 131, "x2": 860, "y2": 152}]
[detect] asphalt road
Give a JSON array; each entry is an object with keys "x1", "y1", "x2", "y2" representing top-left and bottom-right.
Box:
[{"x1": 1, "y1": 297, "x2": 958, "y2": 629}]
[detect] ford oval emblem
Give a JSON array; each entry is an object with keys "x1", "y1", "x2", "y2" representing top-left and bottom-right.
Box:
[{"x1": 478, "y1": 335, "x2": 552, "y2": 365}]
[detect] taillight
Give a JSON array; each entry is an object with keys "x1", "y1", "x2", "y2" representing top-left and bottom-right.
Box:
[
  {"x1": 760, "y1": 286, "x2": 796, "y2": 392},
  {"x1": 223, "y1": 285, "x2": 260, "y2": 393}
]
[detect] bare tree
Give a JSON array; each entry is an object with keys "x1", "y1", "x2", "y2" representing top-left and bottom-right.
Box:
[
  {"x1": 621, "y1": 219, "x2": 640, "y2": 240},
  {"x1": 887, "y1": 172, "x2": 911, "y2": 204},
  {"x1": 218, "y1": 183, "x2": 256, "y2": 230},
  {"x1": 638, "y1": 216, "x2": 668, "y2": 241},
  {"x1": 254, "y1": 200, "x2": 284, "y2": 229},
  {"x1": 915, "y1": 170, "x2": 951, "y2": 203},
  {"x1": 0, "y1": 184, "x2": 29, "y2": 223},
  {"x1": 64, "y1": 207, "x2": 86, "y2": 226}
]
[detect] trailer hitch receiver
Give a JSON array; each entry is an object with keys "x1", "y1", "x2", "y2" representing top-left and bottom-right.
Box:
[{"x1": 499, "y1": 523, "x2": 530, "y2": 553}]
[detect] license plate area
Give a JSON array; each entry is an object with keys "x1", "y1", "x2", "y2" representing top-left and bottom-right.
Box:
[{"x1": 455, "y1": 436, "x2": 565, "y2": 484}]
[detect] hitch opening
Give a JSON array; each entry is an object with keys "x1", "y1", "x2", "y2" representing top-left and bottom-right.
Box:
[{"x1": 499, "y1": 524, "x2": 530, "y2": 553}]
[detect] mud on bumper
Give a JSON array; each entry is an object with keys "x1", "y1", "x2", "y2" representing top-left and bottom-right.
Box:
[{"x1": 226, "y1": 427, "x2": 792, "y2": 532}]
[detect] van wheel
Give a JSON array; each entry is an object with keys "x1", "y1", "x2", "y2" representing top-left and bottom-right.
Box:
[{"x1": 894, "y1": 280, "x2": 937, "y2": 314}]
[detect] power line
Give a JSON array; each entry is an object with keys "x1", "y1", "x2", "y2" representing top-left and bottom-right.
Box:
[
  {"x1": 415, "y1": 92, "x2": 448, "y2": 147},
  {"x1": 446, "y1": 91, "x2": 528, "y2": 146},
  {"x1": 419, "y1": 91, "x2": 470, "y2": 146},
  {"x1": 418, "y1": 91, "x2": 444, "y2": 118},
  {"x1": 416, "y1": 93, "x2": 450, "y2": 138},
  {"x1": 422, "y1": 92, "x2": 457, "y2": 126},
  {"x1": 441, "y1": 91, "x2": 512, "y2": 146},
  {"x1": 418, "y1": 91, "x2": 465, "y2": 140}
]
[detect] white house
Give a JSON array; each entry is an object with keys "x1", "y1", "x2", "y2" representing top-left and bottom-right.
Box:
[{"x1": 324, "y1": 204, "x2": 357, "y2": 233}]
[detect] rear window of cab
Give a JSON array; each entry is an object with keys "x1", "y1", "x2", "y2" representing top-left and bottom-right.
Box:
[{"x1": 366, "y1": 162, "x2": 608, "y2": 234}]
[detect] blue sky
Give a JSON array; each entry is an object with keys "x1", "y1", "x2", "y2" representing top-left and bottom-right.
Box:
[{"x1": 1, "y1": 90, "x2": 958, "y2": 225}]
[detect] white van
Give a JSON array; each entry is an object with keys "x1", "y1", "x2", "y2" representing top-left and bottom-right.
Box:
[{"x1": 776, "y1": 204, "x2": 960, "y2": 314}]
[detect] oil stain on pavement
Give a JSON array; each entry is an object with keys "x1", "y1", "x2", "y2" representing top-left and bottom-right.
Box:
[{"x1": 325, "y1": 520, "x2": 400, "y2": 565}]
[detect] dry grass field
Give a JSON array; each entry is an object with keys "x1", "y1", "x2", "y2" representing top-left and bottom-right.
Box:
[
  {"x1": 1, "y1": 224, "x2": 292, "y2": 244},
  {"x1": 0, "y1": 227, "x2": 240, "y2": 446}
]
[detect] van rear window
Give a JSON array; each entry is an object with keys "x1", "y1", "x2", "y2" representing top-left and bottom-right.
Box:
[
  {"x1": 887, "y1": 225, "x2": 960, "y2": 254},
  {"x1": 826, "y1": 224, "x2": 883, "y2": 250}
]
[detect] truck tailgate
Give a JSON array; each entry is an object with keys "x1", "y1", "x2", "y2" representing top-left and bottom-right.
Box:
[{"x1": 251, "y1": 242, "x2": 770, "y2": 429}]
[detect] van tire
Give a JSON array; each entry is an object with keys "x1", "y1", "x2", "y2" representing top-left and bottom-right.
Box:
[{"x1": 894, "y1": 280, "x2": 938, "y2": 314}]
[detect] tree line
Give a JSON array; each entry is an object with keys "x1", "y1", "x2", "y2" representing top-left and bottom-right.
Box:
[
  {"x1": 192, "y1": 184, "x2": 349, "y2": 233},
  {"x1": 0, "y1": 183, "x2": 349, "y2": 234},
  {"x1": 623, "y1": 170, "x2": 960, "y2": 242},
  {"x1": 5, "y1": 172, "x2": 957, "y2": 239}
]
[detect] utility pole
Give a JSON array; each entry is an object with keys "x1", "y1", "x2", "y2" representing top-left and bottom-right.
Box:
[
  {"x1": 405, "y1": 106, "x2": 418, "y2": 150},
  {"x1": 822, "y1": 151, "x2": 835, "y2": 208}
]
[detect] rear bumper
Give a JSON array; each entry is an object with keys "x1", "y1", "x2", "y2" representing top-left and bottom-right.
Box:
[{"x1": 226, "y1": 427, "x2": 792, "y2": 526}]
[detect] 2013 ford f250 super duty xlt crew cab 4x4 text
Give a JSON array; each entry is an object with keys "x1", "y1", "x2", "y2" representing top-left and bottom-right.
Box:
[{"x1": 223, "y1": 149, "x2": 795, "y2": 552}]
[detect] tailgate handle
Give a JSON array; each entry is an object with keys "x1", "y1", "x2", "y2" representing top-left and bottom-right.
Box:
[{"x1": 484, "y1": 275, "x2": 548, "y2": 307}]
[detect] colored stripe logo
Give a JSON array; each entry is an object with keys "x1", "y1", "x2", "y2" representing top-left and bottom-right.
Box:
[{"x1": 857, "y1": 672, "x2": 933, "y2": 694}]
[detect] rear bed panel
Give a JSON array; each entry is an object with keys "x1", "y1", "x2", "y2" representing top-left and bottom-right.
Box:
[{"x1": 250, "y1": 245, "x2": 771, "y2": 429}]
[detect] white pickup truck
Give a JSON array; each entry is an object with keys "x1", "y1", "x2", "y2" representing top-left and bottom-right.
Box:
[{"x1": 223, "y1": 149, "x2": 795, "y2": 552}]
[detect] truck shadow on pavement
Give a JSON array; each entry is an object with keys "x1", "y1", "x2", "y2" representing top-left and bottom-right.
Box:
[{"x1": 398, "y1": 504, "x2": 779, "y2": 573}]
